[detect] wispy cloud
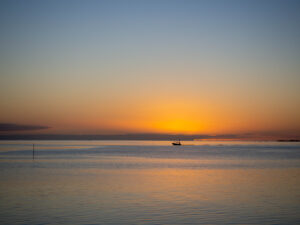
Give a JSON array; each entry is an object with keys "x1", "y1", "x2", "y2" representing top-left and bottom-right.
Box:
[
  {"x1": 0, "y1": 123, "x2": 49, "y2": 131},
  {"x1": 0, "y1": 132, "x2": 251, "y2": 140}
]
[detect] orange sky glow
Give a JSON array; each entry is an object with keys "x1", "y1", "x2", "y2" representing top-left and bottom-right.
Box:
[{"x1": 0, "y1": 1, "x2": 300, "y2": 140}]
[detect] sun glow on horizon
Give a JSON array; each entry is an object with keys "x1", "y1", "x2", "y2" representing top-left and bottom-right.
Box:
[{"x1": 0, "y1": 0, "x2": 299, "y2": 139}]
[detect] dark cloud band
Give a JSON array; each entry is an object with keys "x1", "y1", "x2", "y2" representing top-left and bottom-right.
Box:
[{"x1": 0, "y1": 123, "x2": 49, "y2": 131}]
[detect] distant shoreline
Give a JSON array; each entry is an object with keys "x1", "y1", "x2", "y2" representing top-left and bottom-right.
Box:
[{"x1": 277, "y1": 139, "x2": 300, "y2": 142}]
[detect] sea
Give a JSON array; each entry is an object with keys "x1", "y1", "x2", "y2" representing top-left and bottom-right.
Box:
[{"x1": 0, "y1": 140, "x2": 299, "y2": 225}]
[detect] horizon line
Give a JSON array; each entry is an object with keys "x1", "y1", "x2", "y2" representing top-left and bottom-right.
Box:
[{"x1": 0, "y1": 133, "x2": 299, "y2": 141}]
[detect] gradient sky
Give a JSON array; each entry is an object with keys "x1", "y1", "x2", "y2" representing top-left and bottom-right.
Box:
[{"x1": 0, "y1": 0, "x2": 300, "y2": 137}]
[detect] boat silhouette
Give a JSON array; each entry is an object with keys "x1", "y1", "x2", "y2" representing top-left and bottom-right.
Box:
[{"x1": 172, "y1": 139, "x2": 181, "y2": 146}]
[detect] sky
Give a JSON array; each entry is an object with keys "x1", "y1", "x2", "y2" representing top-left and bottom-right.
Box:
[{"x1": 0, "y1": 0, "x2": 300, "y2": 139}]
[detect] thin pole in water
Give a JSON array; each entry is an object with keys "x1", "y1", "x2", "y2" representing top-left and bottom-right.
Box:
[{"x1": 32, "y1": 144, "x2": 35, "y2": 160}]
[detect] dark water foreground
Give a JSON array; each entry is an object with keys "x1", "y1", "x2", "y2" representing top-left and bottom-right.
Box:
[{"x1": 0, "y1": 141, "x2": 299, "y2": 224}]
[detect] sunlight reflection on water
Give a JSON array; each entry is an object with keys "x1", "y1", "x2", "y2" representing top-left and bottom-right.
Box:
[{"x1": 0, "y1": 141, "x2": 299, "y2": 224}]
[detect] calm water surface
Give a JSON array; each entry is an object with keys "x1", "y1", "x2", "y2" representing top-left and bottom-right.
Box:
[{"x1": 0, "y1": 140, "x2": 299, "y2": 224}]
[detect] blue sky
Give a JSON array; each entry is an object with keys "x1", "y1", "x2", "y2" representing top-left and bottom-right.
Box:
[{"x1": 0, "y1": 0, "x2": 299, "y2": 137}]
